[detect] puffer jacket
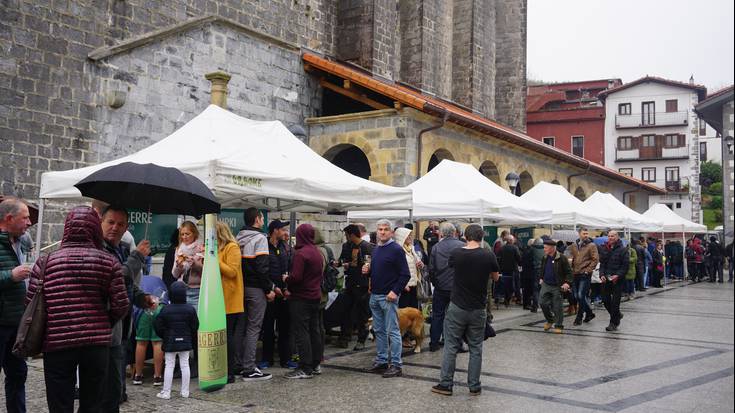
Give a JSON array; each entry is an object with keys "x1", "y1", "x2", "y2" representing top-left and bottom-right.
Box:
[
  {"x1": 600, "y1": 240, "x2": 630, "y2": 278},
  {"x1": 569, "y1": 238, "x2": 599, "y2": 276},
  {"x1": 26, "y1": 206, "x2": 129, "y2": 352},
  {"x1": 0, "y1": 231, "x2": 27, "y2": 326},
  {"x1": 626, "y1": 246, "x2": 638, "y2": 281},
  {"x1": 154, "y1": 281, "x2": 199, "y2": 352}
]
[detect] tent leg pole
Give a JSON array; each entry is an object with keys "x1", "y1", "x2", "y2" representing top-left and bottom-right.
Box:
[
  {"x1": 34, "y1": 199, "x2": 45, "y2": 261},
  {"x1": 682, "y1": 232, "x2": 687, "y2": 283},
  {"x1": 662, "y1": 233, "x2": 666, "y2": 288}
]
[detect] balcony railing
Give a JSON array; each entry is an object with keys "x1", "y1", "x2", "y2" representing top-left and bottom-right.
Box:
[
  {"x1": 627, "y1": 178, "x2": 688, "y2": 193},
  {"x1": 615, "y1": 111, "x2": 688, "y2": 129},
  {"x1": 615, "y1": 145, "x2": 689, "y2": 161}
]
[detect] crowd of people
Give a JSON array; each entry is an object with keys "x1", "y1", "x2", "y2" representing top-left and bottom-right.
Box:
[{"x1": 1, "y1": 195, "x2": 734, "y2": 410}]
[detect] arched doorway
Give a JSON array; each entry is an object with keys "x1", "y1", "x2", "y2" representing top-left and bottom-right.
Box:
[
  {"x1": 574, "y1": 186, "x2": 587, "y2": 201},
  {"x1": 323, "y1": 144, "x2": 372, "y2": 179},
  {"x1": 427, "y1": 149, "x2": 455, "y2": 172},
  {"x1": 479, "y1": 161, "x2": 500, "y2": 185},
  {"x1": 517, "y1": 171, "x2": 534, "y2": 195}
]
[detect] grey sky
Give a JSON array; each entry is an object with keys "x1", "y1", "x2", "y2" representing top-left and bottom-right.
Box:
[{"x1": 527, "y1": 0, "x2": 735, "y2": 92}]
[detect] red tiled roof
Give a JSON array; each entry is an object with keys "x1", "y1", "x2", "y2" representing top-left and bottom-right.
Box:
[
  {"x1": 598, "y1": 76, "x2": 707, "y2": 101},
  {"x1": 302, "y1": 53, "x2": 665, "y2": 195}
]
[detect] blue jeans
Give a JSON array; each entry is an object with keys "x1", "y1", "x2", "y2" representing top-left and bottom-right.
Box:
[
  {"x1": 573, "y1": 276, "x2": 592, "y2": 317},
  {"x1": 643, "y1": 266, "x2": 649, "y2": 287},
  {"x1": 430, "y1": 289, "x2": 451, "y2": 347},
  {"x1": 0, "y1": 325, "x2": 27, "y2": 413},
  {"x1": 369, "y1": 294, "x2": 402, "y2": 367}
]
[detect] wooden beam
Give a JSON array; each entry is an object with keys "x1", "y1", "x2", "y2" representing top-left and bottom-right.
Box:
[{"x1": 319, "y1": 79, "x2": 390, "y2": 110}]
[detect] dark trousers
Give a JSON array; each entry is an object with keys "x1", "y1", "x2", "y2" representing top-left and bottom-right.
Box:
[
  {"x1": 226, "y1": 312, "x2": 245, "y2": 376},
  {"x1": 602, "y1": 280, "x2": 623, "y2": 326},
  {"x1": 101, "y1": 344, "x2": 124, "y2": 413},
  {"x1": 635, "y1": 267, "x2": 645, "y2": 290},
  {"x1": 289, "y1": 299, "x2": 322, "y2": 374},
  {"x1": 497, "y1": 274, "x2": 514, "y2": 302},
  {"x1": 341, "y1": 286, "x2": 370, "y2": 343},
  {"x1": 710, "y1": 258, "x2": 723, "y2": 282},
  {"x1": 430, "y1": 289, "x2": 451, "y2": 346},
  {"x1": 521, "y1": 277, "x2": 536, "y2": 308},
  {"x1": 43, "y1": 346, "x2": 109, "y2": 413},
  {"x1": 540, "y1": 283, "x2": 564, "y2": 328},
  {"x1": 398, "y1": 286, "x2": 418, "y2": 309},
  {"x1": 0, "y1": 325, "x2": 26, "y2": 413},
  {"x1": 262, "y1": 298, "x2": 291, "y2": 366},
  {"x1": 651, "y1": 269, "x2": 663, "y2": 287}
]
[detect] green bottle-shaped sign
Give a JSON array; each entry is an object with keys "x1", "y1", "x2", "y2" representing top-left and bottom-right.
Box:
[{"x1": 197, "y1": 213, "x2": 227, "y2": 391}]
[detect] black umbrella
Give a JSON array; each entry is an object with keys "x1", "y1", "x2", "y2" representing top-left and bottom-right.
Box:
[{"x1": 74, "y1": 162, "x2": 221, "y2": 218}]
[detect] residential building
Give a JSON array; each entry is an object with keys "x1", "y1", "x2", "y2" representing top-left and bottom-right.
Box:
[
  {"x1": 696, "y1": 86, "x2": 735, "y2": 245},
  {"x1": 598, "y1": 77, "x2": 708, "y2": 221},
  {"x1": 526, "y1": 79, "x2": 622, "y2": 165}
]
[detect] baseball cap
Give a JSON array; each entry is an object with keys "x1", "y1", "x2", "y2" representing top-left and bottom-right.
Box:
[{"x1": 268, "y1": 219, "x2": 290, "y2": 233}]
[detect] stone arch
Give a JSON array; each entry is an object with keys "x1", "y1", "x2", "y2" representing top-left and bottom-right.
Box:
[
  {"x1": 574, "y1": 186, "x2": 587, "y2": 201},
  {"x1": 479, "y1": 160, "x2": 501, "y2": 185},
  {"x1": 427, "y1": 148, "x2": 455, "y2": 172},
  {"x1": 518, "y1": 171, "x2": 534, "y2": 195},
  {"x1": 323, "y1": 144, "x2": 372, "y2": 179}
]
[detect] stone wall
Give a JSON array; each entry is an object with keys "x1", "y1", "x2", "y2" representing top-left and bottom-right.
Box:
[
  {"x1": 723, "y1": 100, "x2": 734, "y2": 245},
  {"x1": 494, "y1": 0, "x2": 527, "y2": 131}
]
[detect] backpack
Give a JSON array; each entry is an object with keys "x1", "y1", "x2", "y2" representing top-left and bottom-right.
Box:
[{"x1": 320, "y1": 246, "x2": 338, "y2": 294}]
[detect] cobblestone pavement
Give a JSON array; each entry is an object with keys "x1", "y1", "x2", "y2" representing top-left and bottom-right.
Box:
[{"x1": 5, "y1": 280, "x2": 734, "y2": 413}]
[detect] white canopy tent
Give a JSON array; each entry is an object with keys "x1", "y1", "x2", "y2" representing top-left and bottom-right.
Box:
[
  {"x1": 347, "y1": 159, "x2": 553, "y2": 225},
  {"x1": 39, "y1": 104, "x2": 412, "y2": 211},
  {"x1": 583, "y1": 192, "x2": 663, "y2": 232},
  {"x1": 37, "y1": 104, "x2": 413, "y2": 251},
  {"x1": 642, "y1": 203, "x2": 706, "y2": 233},
  {"x1": 520, "y1": 181, "x2": 620, "y2": 229}
]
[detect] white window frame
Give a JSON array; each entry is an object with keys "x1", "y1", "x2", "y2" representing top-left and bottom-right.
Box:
[{"x1": 542, "y1": 136, "x2": 556, "y2": 147}]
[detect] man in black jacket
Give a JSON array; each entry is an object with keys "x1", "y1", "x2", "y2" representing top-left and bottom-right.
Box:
[
  {"x1": 261, "y1": 219, "x2": 293, "y2": 369},
  {"x1": 707, "y1": 236, "x2": 724, "y2": 283},
  {"x1": 538, "y1": 238, "x2": 572, "y2": 334},
  {"x1": 338, "y1": 224, "x2": 373, "y2": 350},
  {"x1": 499, "y1": 235, "x2": 521, "y2": 307},
  {"x1": 599, "y1": 231, "x2": 629, "y2": 332},
  {"x1": 236, "y1": 208, "x2": 275, "y2": 381}
]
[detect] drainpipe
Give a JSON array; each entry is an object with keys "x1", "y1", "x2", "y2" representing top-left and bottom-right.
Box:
[
  {"x1": 416, "y1": 108, "x2": 450, "y2": 180},
  {"x1": 567, "y1": 160, "x2": 591, "y2": 191}
]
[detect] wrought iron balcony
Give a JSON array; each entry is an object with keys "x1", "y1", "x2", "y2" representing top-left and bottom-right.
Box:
[{"x1": 615, "y1": 111, "x2": 688, "y2": 129}]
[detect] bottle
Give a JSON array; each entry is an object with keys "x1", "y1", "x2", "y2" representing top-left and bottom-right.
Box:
[{"x1": 197, "y1": 213, "x2": 228, "y2": 392}]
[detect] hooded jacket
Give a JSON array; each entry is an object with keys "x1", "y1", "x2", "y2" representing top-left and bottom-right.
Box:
[
  {"x1": 154, "y1": 281, "x2": 199, "y2": 352},
  {"x1": 626, "y1": 246, "x2": 638, "y2": 281},
  {"x1": 26, "y1": 206, "x2": 129, "y2": 352},
  {"x1": 286, "y1": 224, "x2": 324, "y2": 301},
  {"x1": 237, "y1": 226, "x2": 273, "y2": 294},
  {"x1": 568, "y1": 237, "x2": 599, "y2": 276},
  {"x1": 394, "y1": 228, "x2": 420, "y2": 288}
]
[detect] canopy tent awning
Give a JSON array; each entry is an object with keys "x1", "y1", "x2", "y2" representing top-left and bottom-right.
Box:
[
  {"x1": 642, "y1": 203, "x2": 707, "y2": 233},
  {"x1": 39, "y1": 105, "x2": 413, "y2": 212},
  {"x1": 583, "y1": 192, "x2": 663, "y2": 232},
  {"x1": 520, "y1": 181, "x2": 622, "y2": 228},
  {"x1": 347, "y1": 160, "x2": 553, "y2": 225}
]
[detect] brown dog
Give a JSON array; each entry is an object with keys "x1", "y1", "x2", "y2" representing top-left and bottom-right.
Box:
[{"x1": 397, "y1": 307, "x2": 425, "y2": 353}]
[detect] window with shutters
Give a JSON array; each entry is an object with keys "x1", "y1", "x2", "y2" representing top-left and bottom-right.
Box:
[
  {"x1": 618, "y1": 136, "x2": 634, "y2": 150},
  {"x1": 641, "y1": 167, "x2": 656, "y2": 182},
  {"x1": 665, "y1": 99, "x2": 678, "y2": 112},
  {"x1": 642, "y1": 135, "x2": 656, "y2": 147},
  {"x1": 665, "y1": 134, "x2": 684, "y2": 148}
]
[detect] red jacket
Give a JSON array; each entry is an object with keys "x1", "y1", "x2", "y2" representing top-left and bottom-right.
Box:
[
  {"x1": 26, "y1": 206, "x2": 129, "y2": 352},
  {"x1": 286, "y1": 224, "x2": 323, "y2": 301}
]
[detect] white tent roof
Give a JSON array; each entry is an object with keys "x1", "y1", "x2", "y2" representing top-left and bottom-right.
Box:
[
  {"x1": 642, "y1": 203, "x2": 707, "y2": 233},
  {"x1": 39, "y1": 105, "x2": 413, "y2": 212},
  {"x1": 520, "y1": 181, "x2": 618, "y2": 228},
  {"x1": 347, "y1": 159, "x2": 553, "y2": 225},
  {"x1": 583, "y1": 192, "x2": 663, "y2": 232}
]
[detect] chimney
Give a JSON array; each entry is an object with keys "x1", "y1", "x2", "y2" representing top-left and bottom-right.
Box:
[
  {"x1": 607, "y1": 79, "x2": 615, "y2": 89},
  {"x1": 689, "y1": 75, "x2": 695, "y2": 85},
  {"x1": 205, "y1": 71, "x2": 232, "y2": 108}
]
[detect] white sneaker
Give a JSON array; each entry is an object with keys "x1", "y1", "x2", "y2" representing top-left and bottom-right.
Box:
[
  {"x1": 156, "y1": 391, "x2": 171, "y2": 400},
  {"x1": 181, "y1": 392, "x2": 190, "y2": 398}
]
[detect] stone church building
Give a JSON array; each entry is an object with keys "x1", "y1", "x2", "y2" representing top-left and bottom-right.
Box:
[{"x1": 1, "y1": 0, "x2": 662, "y2": 244}]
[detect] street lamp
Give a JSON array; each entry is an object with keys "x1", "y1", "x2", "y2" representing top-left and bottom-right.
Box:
[
  {"x1": 725, "y1": 135, "x2": 734, "y2": 154},
  {"x1": 505, "y1": 171, "x2": 520, "y2": 194}
]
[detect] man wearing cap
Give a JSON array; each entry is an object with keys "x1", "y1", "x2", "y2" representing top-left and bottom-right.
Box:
[
  {"x1": 261, "y1": 219, "x2": 293, "y2": 369},
  {"x1": 538, "y1": 237, "x2": 572, "y2": 334}
]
